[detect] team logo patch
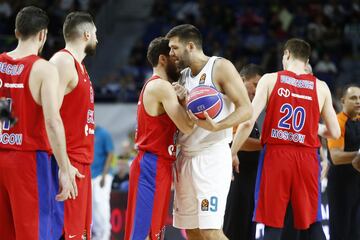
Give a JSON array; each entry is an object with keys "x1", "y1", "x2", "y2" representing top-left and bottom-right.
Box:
[
  {"x1": 201, "y1": 199, "x2": 209, "y2": 211},
  {"x1": 199, "y1": 73, "x2": 206, "y2": 84},
  {"x1": 277, "y1": 88, "x2": 290, "y2": 97}
]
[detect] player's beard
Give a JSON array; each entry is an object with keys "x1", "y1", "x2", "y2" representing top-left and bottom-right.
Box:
[
  {"x1": 85, "y1": 42, "x2": 97, "y2": 56},
  {"x1": 175, "y1": 49, "x2": 190, "y2": 71},
  {"x1": 166, "y1": 60, "x2": 180, "y2": 83}
]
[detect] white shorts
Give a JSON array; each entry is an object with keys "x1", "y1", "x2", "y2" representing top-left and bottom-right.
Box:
[{"x1": 173, "y1": 143, "x2": 232, "y2": 229}]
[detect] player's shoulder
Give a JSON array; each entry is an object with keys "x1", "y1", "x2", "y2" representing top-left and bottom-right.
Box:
[
  {"x1": 213, "y1": 57, "x2": 232, "y2": 69},
  {"x1": 212, "y1": 57, "x2": 238, "y2": 80},
  {"x1": 315, "y1": 78, "x2": 331, "y2": 96},
  {"x1": 32, "y1": 59, "x2": 57, "y2": 76},
  {"x1": 50, "y1": 51, "x2": 74, "y2": 67},
  {"x1": 259, "y1": 72, "x2": 277, "y2": 85},
  {"x1": 144, "y1": 78, "x2": 174, "y2": 103},
  {"x1": 146, "y1": 77, "x2": 172, "y2": 92},
  {"x1": 316, "y1": 78, "x2": 328, "y2": 88},
  {"x1": 263, "y1": 72, "x2": 278, "y2": 79}
]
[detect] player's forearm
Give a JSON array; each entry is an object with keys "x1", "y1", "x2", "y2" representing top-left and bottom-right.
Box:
[
  {"x1": 102, "y1": 153, "x2": 113, "y2": 177},
  {"x1": 217, "y1": 104, "x2": 253, "y2": 131},
  {"x1": 240, "y1": 137, "x2": 262, "y2": 152},
  {"x1": 45, "y1": 116, "x2": 70, "y2": 170},
  {"x1": 330, "y1": 149, "x2": 358, "y2": 165},
  {"x1": 175, "y1": 105, "x2": 194, "y2": 135},
  {"x1": 231, "y1": 120, "x2": 254, "y2": 156},
  {"x1": 181, "y1": 106, "x2": 195, "y2": 133},
  {"x1": 318, "y1": 124, "x2": 332, "y2": 138}
]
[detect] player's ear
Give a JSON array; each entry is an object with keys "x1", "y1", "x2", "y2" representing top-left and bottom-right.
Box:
[
  {"x1": 188, "y1": 41, "x2": 195, "y2": 51},
  {"x1": 38, "y1": 29, "x2": 47, "y2": 42},
  {"x1": 84, "y1": 31, "x2": 91, "y2": 41},
  {"x1": 340, "y1": 97, "x2": 345, "y2": 105},
  {"x1": 158, "y1": 54, "x2": 167, "y2": 66},
  {"x1": 14, "y1": 29, "x2": 20, "y2": 40},
  {"x1": 284, "y1": 49, "x2": 290, "y2": 60}
]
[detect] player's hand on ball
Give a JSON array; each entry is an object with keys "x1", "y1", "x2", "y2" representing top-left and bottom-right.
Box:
[
  {"x1": 188, "y1": 110, "x2": 219, "y2": 131},
  {"x1": 172, "y1": 82, "x2": 188, "y2": 102}
]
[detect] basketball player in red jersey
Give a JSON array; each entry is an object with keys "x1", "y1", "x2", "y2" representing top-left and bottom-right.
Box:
[
  {"x1": 0, "y1": 6, "x2": 80, "y2": 240},
  {"x1": 232, "y1": 38, "x2": 340, "y2": 240},
  {"x1": 50, "y1": 12, "x2": 97, "y2": 240},
  {"x1": 124, "y1": 37, "x2": 194, "y2": 240}
]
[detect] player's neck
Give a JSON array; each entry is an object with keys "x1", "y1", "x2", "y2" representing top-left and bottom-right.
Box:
[
  {"x1": 189, "y1": 53, "x2": 209, "y2": 77},
  {"x1": 8, "y1": 41, "x2": 39, "y2": 58},
  {"x1": 65, "y1": 43, "x2": 86, "y2": 63},
  {"x1": 285, "y1": 61, "x2": 307, "y2": 75},
  {"x1": 153, "y1": 67, "x2": 167, "y2": 81}
]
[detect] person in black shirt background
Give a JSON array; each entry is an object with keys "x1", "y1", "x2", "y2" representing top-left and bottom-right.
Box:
[{"x1": 326, "y1": 84, "x2": 360, "y2": 240}]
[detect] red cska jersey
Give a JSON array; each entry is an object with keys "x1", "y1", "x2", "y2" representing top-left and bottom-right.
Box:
[
  {"x1": 59, "y1": 49, "x2": 95, "y2": 164},
  {"x1": 135, "y1": 75, "x2": 178, "y2": 161},
  {"x1": 0, "y1": 53, "x2": 50, "y2": 152},
  {"x1": 261, "y1": 70, "x2": 321, "y2": 148}
]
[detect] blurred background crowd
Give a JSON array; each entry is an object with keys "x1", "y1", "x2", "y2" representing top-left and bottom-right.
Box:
[{"x1": 1, "y1": 0, "x2": 359, "y2": 105}]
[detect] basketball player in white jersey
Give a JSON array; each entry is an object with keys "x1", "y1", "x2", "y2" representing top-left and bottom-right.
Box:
[{"x1": 166, "y1": 24, "x2": 252, "y2": 240}]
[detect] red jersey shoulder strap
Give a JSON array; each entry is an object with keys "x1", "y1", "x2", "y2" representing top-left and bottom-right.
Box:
[
  {"x1": 139, "y1": 75, "x2": 161, "y2": 98},
  {"x1": 0, "y1": 52, "x2": 41, "y2": 62},
  {"x1": 59, "y1": 49, "x2": 85, "y2": 75}
]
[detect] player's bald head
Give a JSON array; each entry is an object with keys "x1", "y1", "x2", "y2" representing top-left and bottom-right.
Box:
[
  {"x1": 63, "y1": 12, "x2": 94, "y2": 42},
  {"x1": 341, "y1": 84, "x2": 360, "y2": 98}
]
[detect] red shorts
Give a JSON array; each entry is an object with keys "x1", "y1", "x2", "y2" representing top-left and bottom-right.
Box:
[
  {"x1": 0, "y1": 150, "x2": 62, "y2": 240},
  {"x1": 253, "y1": 145, "x2": 322, "y2": 229},
  {"x1": 59, "y1": 160, "x2": 92, "y2": 240},
  {"x1": 125, "y1": 151, "x2": 173, "y2": 240}
]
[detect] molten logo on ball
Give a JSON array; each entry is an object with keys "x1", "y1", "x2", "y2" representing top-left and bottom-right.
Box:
[{"x1": 186, "y1": 85, "x2": 223, "y2": 119}]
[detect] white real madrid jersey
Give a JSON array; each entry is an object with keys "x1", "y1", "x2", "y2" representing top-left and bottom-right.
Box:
[{"x1": 178, "y1": 56, "x2": 234, "y2": 153}]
